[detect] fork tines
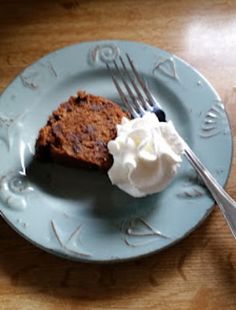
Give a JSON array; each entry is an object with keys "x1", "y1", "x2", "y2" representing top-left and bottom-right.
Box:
[
  {"x1": 106, "y1": 53, "x2": 164, "y2": 120},
  {"x1": 106, "y1": 54, "x2": 152, "y2": 118}
]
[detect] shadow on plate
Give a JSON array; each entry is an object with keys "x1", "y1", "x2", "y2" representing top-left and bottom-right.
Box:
[{"x1": 26, "y1": 158, "x2": 159, "y2": 221}]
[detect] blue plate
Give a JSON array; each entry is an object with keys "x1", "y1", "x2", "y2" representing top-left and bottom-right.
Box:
[{"x1": 0, "y1": 40, "x2": 233, "y2": 262}]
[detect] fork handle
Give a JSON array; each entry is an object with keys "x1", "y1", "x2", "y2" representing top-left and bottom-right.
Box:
[{"x1": 184, "y1": 145, "x2": 236, "y2": 238}]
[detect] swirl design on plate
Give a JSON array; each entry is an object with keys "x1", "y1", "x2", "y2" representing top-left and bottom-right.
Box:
[
  {"x1": 90, "y1": 44, "x2": 120, "y2": 65},
  {"x1": 51, "y1": 220, "x2": 91, "y2": 257},
  {"x1": 0, "y1": 172, "x2": 34, "y2": 210},
  {"x1": 200, "y1": 101, "x2": 228, "y2": 138},
  {"x1": 120, "y1": 217, "x2": 170, "y2": 247},
  {"x1": 153, "y1": 57, "x2": 179, "y2": 80}
]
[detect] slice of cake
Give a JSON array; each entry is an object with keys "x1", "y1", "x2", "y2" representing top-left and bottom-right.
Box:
[{"x1": 35, "y1": 91, "x2": 128, "y2": 170}]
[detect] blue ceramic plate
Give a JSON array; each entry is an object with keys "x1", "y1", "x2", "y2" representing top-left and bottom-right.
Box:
[{"x1": 0, "y1": 41, "x2": 233, "y2": 262}]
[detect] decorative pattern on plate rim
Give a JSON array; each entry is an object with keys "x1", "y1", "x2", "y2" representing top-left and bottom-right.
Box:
[
  {"x1": 20, "y1": 61, "x2": 58, "y2": 90},
  {"x1": 16, "y1": 218, "x2": 29, "y2": 228},
  {"x1": 89, "y1": 44, "x2": 120, "y2": 65},
  {"x1": 153, "y1": 57, "x2": 180, "y2": 81},
  {"x1": 0, "y1": 114, "x2": 15, "y2": 150},
  {"x1": 200, "y1": 100, "x2": 228, "y2": 138},
  {"x1": 177, "y1": 185, "x2": 206, "y2": 199},
  {"x1": 120, "y1": 217, "x2": 171, "y2": 247},
  {"x1": 51, "y1": 220, "x2": 91, "y2": 257},
  {"x1": 0, "y1": 111, "x2": 30, "y2": 150},
  {"x1": 177, "y1": 171, "x2": 207, "y2": 198},
  {"x1": 0, "y1": 172, "x2": 34, "y2": 211}
]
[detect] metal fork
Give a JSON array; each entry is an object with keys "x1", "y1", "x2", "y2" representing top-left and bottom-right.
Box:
[{"x1": 106, "y1": 53, "x2": 236, "y2": 238}]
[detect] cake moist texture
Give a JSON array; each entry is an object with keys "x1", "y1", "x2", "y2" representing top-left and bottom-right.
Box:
[{"x1": 35, "y1": 91, "x2": 127, "y2": 170}]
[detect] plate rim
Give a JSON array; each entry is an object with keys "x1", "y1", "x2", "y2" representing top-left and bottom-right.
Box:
[{"x1": 0, "y1": 39, "x2": 234, "y2": 263}]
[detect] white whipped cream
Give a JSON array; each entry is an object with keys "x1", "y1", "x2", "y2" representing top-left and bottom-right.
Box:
[{"x1": 107, "y1": 112, "x2": 185, "y2": 197}]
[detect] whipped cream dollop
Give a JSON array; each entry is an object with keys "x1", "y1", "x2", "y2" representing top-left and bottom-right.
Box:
[{"x1": 107, "y1": 112, "x2": 185, "y2": 197}]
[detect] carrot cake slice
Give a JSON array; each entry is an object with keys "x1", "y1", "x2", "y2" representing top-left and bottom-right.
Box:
[{"x1": 35, "y1": 91, "x2": 128, "y2": 170}]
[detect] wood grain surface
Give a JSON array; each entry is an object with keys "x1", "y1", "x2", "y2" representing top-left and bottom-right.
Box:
[{"x1": 0, "y1": 0, "x2": 236, "y2": 309}]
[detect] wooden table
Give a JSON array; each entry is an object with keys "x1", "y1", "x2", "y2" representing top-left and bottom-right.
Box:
[{"x1": 0, "y1": 0, "x2": 236, "y2": 309}]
